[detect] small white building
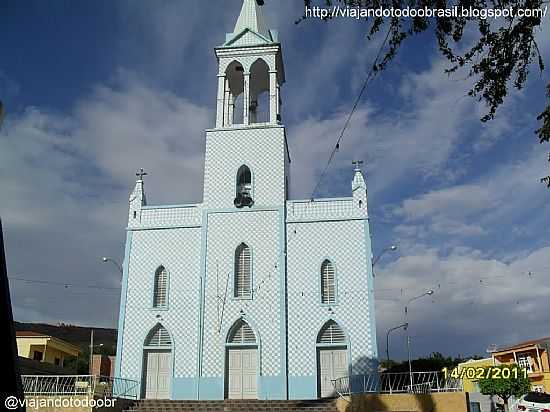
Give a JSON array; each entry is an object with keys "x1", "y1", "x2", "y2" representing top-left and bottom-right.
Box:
[{"x1": 115, "y1": 0, "x2": 378, "y2": 401}]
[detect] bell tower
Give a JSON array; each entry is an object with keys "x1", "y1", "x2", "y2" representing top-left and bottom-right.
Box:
[
  {"x1": 203, "y1": 0, "x2": 289, "y2": 209},
  {"x1": 215, "y1": 0, "x2": 284, "y2": 128}
]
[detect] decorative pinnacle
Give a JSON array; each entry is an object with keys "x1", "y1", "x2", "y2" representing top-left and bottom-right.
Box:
[
  {"x1": 136, "y1": 168, "x2": 148, "y2": 181},
  {"x1": 352, "y1": 160, "x2": 364, "y2": 171}
]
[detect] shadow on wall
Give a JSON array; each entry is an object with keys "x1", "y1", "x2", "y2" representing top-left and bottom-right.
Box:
[{"x1": 332, "y1": 356, "x2": 468, "y2": 412}]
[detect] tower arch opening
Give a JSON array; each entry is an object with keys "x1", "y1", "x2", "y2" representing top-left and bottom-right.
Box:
[
  {"x1": 249, "y1": 58, "x2": 270, "y2": 124},
  {"x1": 225, "y1": 60, "x2": 245, "y2": 126}
]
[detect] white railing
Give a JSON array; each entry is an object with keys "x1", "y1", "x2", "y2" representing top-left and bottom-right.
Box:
[
  {"x1": 287, "y1": 198, "x2": 362, "y2": 221},
  {"x1": 332, "y1": 371, "x2": 463, "y2": 396},
  {"x1": 133, "y1": 205, "x2": 202, "y2": 228},
  {"x1": 22, "y1": 375, "x2": 139, "y2": 400}
]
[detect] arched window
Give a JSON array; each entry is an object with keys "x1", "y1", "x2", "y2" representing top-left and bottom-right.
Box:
[
  {"x1": 234, "y1": 243, "x2": 252, "y2": 298},
  {"x1": 317, "y1": 320, "x2": 346, "y2": 344},
  {"x1": 153, "y1": 266, "x2": 168, "y2": 308},
  {"x1": 321, "y1": 260, "x2": 336, "y2": 304},
  {"x1": 227, "y1": 319, "x2": 256, "y2": 344},
  {"x1": 235, "y1": 165, "x2": 253, "y2": 208},
  {"x1": 145, "y1": 324, "x2": 172, "y2": 346}
]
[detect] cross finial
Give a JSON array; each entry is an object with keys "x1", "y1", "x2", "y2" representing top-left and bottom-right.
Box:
[
  {"x1": 136, "y1": 168, "x2": 147, "y2": 181},
  {"x1": 352, "y1": 160, "x2": 364, "y2": 171}
]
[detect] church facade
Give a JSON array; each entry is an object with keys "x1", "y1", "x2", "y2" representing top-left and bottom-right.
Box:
[{"x1": 115, "y1": 0, "x2": 378, "y2": 401}]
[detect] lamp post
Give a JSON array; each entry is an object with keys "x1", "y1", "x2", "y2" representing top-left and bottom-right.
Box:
[
  {"x1": 101, "y1": 257, "x2": 123, "y2": 275},
  {"x1": 89, "y1": 329, "x2": 104, "y2": 375},
  {"x1": 404, "y1": 289, "x2": 434, "y2": 390},
  {"x1": 373, "y1": 245, "x2": 398, "y2": 267},
  {"x1": 372, "y1": 245, "x2": 398, "y2": 278},
  {"x1": 385, "y1": 323, "x2": 408, "y2": 367}
]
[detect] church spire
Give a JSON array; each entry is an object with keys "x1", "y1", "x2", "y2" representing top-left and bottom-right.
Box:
[
  {"x1": 225, "y1": 0, "x2": 273, "y2": 46},
  {"x1": 128, "y1": 168, "x2": 147, "y2": 225},
  {"x1": 352, "y1": 161, "x2": 368, "y2": 214}
]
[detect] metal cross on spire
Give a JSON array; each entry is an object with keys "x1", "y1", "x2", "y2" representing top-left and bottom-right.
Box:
[
  {"x1": 352, "y1": 160, "x2": 364, "y2": 171},
  {"x1": 136, "y1": 168, "x2": 148, "y2": 181}
]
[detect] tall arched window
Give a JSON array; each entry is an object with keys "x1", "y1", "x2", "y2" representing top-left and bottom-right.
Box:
[
  {"x1": 234, "y1": 243, "x2": 252, "y2": 298},
  {"x1": 321, "y1": 259, "x2": 336, "y2": 304},
  {"x1": 153, "y1": 266, "x2": 168, "y2": 308}
]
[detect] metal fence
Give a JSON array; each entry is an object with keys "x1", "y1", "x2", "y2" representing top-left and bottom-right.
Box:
[
  {"x1": 22, "y1": 375, "x2": 139, "y2": 400},
  {"x1": 332, "y1": 371, "x2": 463, "y2": 396}
]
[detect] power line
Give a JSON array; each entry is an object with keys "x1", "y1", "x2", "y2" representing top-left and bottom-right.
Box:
[
  {"x1": 310, "y1": 26, "x2": 391, "y2": 199},
  {"x1": 9, "y1": 276, "x2": 120, "y2": 291}
]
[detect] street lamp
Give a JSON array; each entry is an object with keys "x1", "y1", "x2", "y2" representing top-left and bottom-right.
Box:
[
  {"x1": 405, "y1": 289, "x2": 434, "y2": 390},
  {"x1": 385, "y1": 323, "x2": 408, "y2": 367},
  {"x1": 373, "y1": 245, "x2": 398, "y2": 267},
  {"x1": 372, "y1": 245, "x2": 398, "y2": 278},
  {"x1": 101, "y1": 257, "x2": 123, "y2": 275}
]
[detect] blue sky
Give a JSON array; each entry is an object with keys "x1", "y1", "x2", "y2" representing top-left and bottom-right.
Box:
[{"x1": 1, "y1": 0, "x2": 549, "y2": 361}]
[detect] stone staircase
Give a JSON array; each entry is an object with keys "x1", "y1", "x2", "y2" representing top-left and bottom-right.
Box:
[{"x1": 123, "y1": 398, "x2": 340, "y2": 412}]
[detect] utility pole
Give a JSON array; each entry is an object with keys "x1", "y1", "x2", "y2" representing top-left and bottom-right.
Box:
[{"x1": 89, "y1": 330, "x2": 94, "y2": 375}]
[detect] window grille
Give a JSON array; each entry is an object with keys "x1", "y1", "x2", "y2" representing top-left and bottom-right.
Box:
[
  {"x1": 321, "y1": 260, "x2": 336, "y2": 304},
  {"x1": 153, "y1": 266, "x2": 168, "y2": 308},
  {"x1": 235, "y1": 243, "x2": 252, "y2": 298},
  {"x1": 318, "y1": 321, "x2": 346, "y2": 344},
  {"x1": 228, "y1": 320, "x2": 256, "y2": 344},
  {"x1": 517, "y1": 354, "x2": 533, "y2": 372},
  {"x1": 146, "y1": 325, "x2": 171, "y2": 346}
]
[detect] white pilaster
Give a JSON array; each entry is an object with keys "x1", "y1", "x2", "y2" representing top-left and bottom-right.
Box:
[
  {"x1": 216, "y1": 75, "x2": 226, "y2": 128},
  {"x1": 269, "y1": 70, "x2": 277, "y2": 124},
  {"x1": 224, "y1": 78, "x2": 231, "y2": 127},
  {"x1": 243, "y1": 72, "x2": 250, "y2": 125},
  {"x1": 276, "y1": 84, "x2": 281, "y2": 122},
  {"x1": 228, "y1": 94, "x2": 235, "y2": 126}
]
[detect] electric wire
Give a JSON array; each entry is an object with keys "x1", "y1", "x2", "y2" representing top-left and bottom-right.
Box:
[{"x1": 310, "y1": 26, "x2": 392, "y2": 199}]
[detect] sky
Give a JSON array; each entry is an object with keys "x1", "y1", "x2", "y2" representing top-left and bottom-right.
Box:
[{"x1": 1, "y1": 0, "x2": 549, "y2": 361}]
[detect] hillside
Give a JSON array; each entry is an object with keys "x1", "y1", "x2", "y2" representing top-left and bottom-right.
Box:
[{"x1": 15, "y1": 321, "x2": 117, "y2": 355}]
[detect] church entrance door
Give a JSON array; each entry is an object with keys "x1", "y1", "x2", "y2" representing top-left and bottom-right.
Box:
[
  {"x1": 143, "y1": 350, "x2": 171, "y2": 399},
  {"x1": 227, "y1": 347, "x2": 258, "y2": 399},
  {"x1": 318, "y1": 347, "x2": 348, "y2": 398}
]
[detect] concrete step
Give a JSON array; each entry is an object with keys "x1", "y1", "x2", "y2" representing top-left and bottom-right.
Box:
[{"x1": 123, "y1": 398, "x2": 339, "y2": 412}]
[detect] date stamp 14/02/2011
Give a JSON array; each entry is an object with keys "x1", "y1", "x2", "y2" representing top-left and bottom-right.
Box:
[{"x1": 442, "y1": 366, "x2": 528, "y2": 380}]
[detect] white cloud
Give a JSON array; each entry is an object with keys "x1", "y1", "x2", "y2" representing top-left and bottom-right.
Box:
[
  {"x1": 390, "y1": 145, "x2": 548, "y2": 241},
  {"x1": 376, "y1": 245, "x2": 550, "y2": 359},
  {"x1": 0, "y1": 74, "x2": 211, "y2": 327}
]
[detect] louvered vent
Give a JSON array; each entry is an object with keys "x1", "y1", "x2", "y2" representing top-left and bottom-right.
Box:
[
  {"x1": 318, "y1": 321, "x2": 346, "y2": 344},
  {"x1": 235, "y1": 243, "x2": 252, "y2": 298},
  {"x1": 146, "y1": 325, "x2": 171, "y2": 346},
  {"x1": 321, "y1": 260, "x2": 336, "y2": 304},
  {"x1": 153, "y1": 266, "x2": 168, "y2": 308},
  {"x1": 228, "y1": 320, "x2": 256, "y2": 344}
]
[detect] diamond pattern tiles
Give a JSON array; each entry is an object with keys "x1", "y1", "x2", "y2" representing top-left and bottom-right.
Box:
[
  {"x1": 203, "y1": 126, "x2": 286, "y2": 209},
  {"x1": 201, "y1": 210, "x2": 283, "y2": 378},
  {"x1": 120, "y1": 227, "x2": 202, "y2": 379},
  {"x1": 286, "y1": 219, "x2": 376, "y2": 377}
]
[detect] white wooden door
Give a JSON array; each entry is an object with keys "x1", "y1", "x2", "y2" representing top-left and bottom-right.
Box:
[
  {"x1": 144, "y1": 351, "x2": 171, "y2": 399},
  {"x1": 319, "y1": 348, "x2": 348, "y2": 398},
  {"x1": 228, "y1": 348, "x2": 258, "y2": 399}
]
